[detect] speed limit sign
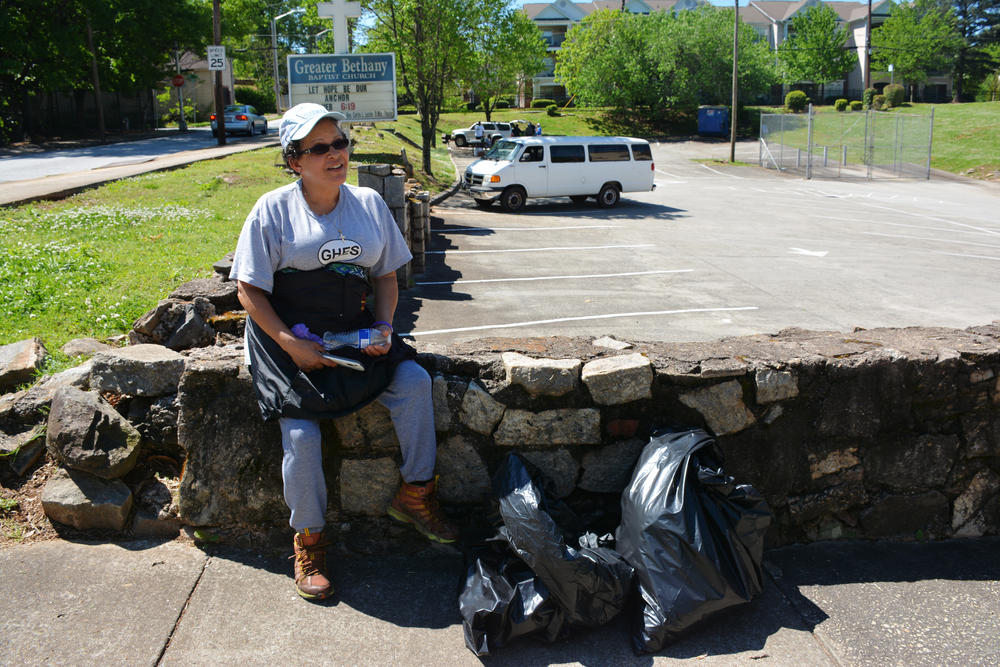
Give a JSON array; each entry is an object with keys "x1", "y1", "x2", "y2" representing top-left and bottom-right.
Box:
[{"x1": 207, "y1": 45, "x2": 226, "y2": 71}]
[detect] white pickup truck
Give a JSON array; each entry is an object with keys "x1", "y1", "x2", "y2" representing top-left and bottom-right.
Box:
[{"x1": 448, "y1": 121, "x2": 513, "y2": 147}]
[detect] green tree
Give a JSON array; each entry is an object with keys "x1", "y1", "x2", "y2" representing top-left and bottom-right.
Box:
[
  {"x1": 950, "y1": 0, "x2": 1000, "y2": 101},
  {"x1": 0, "y1": 0, "x2": 209, "y2": 143},
  {"x1": 777, "y1": 4, "x2": 857, "y2": 102},
  {"x1": 871, "y1": 0, "x2": 961, "y2": 102},
  {"x1": 361, "y1": 0, "x2": 473, "y2": 174},
  {"x1": 465, "y1": 2, "x2": 547, "y2": 120},
  {"x1": 555, "y1": 8, "x2": 777, "y2": 118}
]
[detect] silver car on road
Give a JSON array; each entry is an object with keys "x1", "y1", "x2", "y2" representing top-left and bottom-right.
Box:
[{"x1": 211, "y1": 104, "x2": 268, "y2": 136}]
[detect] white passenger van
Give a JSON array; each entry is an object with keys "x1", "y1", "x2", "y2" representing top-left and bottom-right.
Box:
[{"x1": 462, "y1": 136, "x2": 655, "y2": 212}]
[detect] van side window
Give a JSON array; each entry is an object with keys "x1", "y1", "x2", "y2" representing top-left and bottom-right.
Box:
[
  {"x1": 588, "y1": 144, "x2": 631, "y2": 161},
  {"x1": 520, "y1": 146, "x2": 544, "y2": 162},
  {"x1": 631, "y1": 144, "x2": 653, "y2": 161},
  {"x1": 550, "y1": 145, "x2": 585, "y2": 163}
]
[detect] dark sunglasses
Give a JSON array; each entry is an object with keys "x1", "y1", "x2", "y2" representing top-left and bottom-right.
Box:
[{"x1": 299, "y1": 137, "x2": 349, "y2": 156}]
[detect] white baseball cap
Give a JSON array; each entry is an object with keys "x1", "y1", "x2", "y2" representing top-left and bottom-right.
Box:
[{"x1": 279, "y1": 103, "x2": 347, "y2": 149}]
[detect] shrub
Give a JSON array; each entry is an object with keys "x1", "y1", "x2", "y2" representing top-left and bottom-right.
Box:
[
  {"x1": 872, "y1": 94, "x2": 886, "y2": 110},
  {"x1": 234, "y1": 87, "x2": 275, "y2": 114},
  {"x1": 884, "y1": 83, "x2": 905, "y2": 108},
  {"x1": 531, "y1": 98, "x2": 556, "y2": 108},
  {"x1": 785, "y1": 90, "x2": 808, "y2": 112},
  {"x1": 494, "y1": 100, "x2": 510, "y2": 109},
  {"x1": 850, "y1": 100, "x2": 863, "y2": 111},
  {"x1": 466, "y1": 101, "x2": 479, "y2": 111},
  {"x1": 835, "y1": 98, "x2": 849, "y2": 112},
  {"x1": 397, "y1": 104, "x2": 418, "y2": 115},
  {"x1": 546, "y1": 104, "x2": 559, "y2": 116},
  {"x1": 863, "y1": 87, "x2": 876, "y2": 109}
]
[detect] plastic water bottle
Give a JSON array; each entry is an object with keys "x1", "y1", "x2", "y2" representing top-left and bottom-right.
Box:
[{"x1": 323, "y1": 327, "x2": 390, "y2": 350}]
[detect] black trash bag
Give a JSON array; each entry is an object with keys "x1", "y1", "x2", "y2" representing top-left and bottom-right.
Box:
[
  {"x1": 458, "y1": 454, "x2": 634, "y2": 656},
  {"x1": 495, "y1": 453, "x2": 634, "y2": 628},
  {"x1": 615, "y1": 428, "x2": 772, "y2": 654},
  {"x1": 458, "y1": 539, "x2": 567, "y2": 656}
]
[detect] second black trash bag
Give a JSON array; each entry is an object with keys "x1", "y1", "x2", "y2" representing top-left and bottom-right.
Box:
[
  {"x1": 495, "y1": 453, "x2": 635, "y2": 628},
  {"x1": 615, "y1": 428, "x2": 773, "y2": 654}
]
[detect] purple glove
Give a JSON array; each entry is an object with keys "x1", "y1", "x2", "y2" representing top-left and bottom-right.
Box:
[{"x1": 291, "y1": 323, "x2": 323, "y2": 344}]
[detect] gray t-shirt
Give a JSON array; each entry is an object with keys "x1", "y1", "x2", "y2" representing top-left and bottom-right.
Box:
[{"x1": 230, "y1": 181, "x2": 412, "y2": 293}]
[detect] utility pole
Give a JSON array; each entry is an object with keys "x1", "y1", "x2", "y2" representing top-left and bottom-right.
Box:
[
  {"x1": 865, "y1": 0, "x2": 872, "y2": 92},
  {"x1": 85, "y1": 17, "x2": 106, "y2": 143},
  {"x1": 213, "y1": 0, "x2": 226, "y2": 145},
  {"x1": 730, "y1": 0, "x2": 739, "y2": 162}
]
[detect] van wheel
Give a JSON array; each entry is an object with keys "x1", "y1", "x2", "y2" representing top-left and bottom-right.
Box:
[
  {"x1": 597, "y1": 183, "x2": 620, "y2": 208},
  {"x1": 248, "y1": 122, "x2": 255, "y2": 136},
  {"x1": 570, "y1": 195, "x2": 589, "y2": 204},
  {"x1": 474, "y1": 199, "x2": 494, "y2": 210},
  {"x1": 499, "y1": 186, "x2": 526, "y2": 212},
  {"x1": 454, "y1": 135, "x2": 467, "y2": 148}
]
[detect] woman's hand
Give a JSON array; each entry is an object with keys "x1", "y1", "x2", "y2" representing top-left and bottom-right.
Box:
[
  {"x1": 285, "y1": 336, "x2": 342, "y2": 371},
  {"x1": 361, "y1": 323, "x2": 392, "y2": 357}
]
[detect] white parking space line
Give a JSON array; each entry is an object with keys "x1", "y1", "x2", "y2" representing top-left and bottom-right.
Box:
[
  {"x1": 933, "y1": 251, "x2": 1000, "y2": 262},
  {"x1": 426, "y1": 244, "x2": 656, "y2": 255},
  {"x1": 811, "y1": 215, "x2": 998, "y2": 237},
  {"x1": 401, "y1": 306, "x2": 760, "y2": 337},
  {"x1": 699, "y1": 163, "x2": 744, "y2": 178},
  {"x1": 431, "y1": 224, "x2": 623, "y2": 233},
  {"x1": 861, "y1": 231, "x2": 1000, "y2": 250},
  {"x1": 416, "y1": 269, "x2": 693, "y2": 287},
  {"x1": 851, "y1": 200, "x2": 1000, "y2": 237}
]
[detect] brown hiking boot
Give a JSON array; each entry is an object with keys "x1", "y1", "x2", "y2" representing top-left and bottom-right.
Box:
[
  {"x1": 291, "y1": 531, "x2": 333, "y2": 600},
  {"x1": 387, "y1": 477, "x2": 459, "y2": 544}
]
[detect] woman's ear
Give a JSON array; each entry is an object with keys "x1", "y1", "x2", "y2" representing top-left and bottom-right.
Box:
[{"x1": 288, "y1": 156, "x2": 302, "y2": 174}]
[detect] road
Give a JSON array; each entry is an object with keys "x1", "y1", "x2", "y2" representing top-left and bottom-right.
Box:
[
  {"x1": 0, "y1": 127, "x2": 269, "y2": 183},
  {"x1": 397, "y1": 140, "x2": 1000, "y2": 344}
]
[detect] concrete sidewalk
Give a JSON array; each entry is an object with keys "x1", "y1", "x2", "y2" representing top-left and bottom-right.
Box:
[{"x1": 1, "y1": 537, "x2": 997, "y2": 665}]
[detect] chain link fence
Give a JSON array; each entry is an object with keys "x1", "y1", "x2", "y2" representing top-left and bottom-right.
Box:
[{"x1": 759, "y1": 107, "x2": 935, "y2": 179}]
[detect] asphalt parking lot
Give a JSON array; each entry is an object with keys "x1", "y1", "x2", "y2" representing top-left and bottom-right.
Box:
[{"x1": 397, "y1": 140, "x2": 1000, "y2": 343}]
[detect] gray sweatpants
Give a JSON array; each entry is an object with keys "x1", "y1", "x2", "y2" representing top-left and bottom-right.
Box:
[{"x1": 279, "y1": 360, "x2": 436, "y2": 534}]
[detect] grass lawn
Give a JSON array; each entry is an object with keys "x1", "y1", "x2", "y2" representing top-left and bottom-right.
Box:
[{"x1": 1, "y1": 103, "x2": 996, "y2": 372}]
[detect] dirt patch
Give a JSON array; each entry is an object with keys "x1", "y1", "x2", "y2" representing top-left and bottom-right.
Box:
[
  {"x1": 0, "y1": 458, "x2": 60, "y2": 548},
  {"x1": 961, "y1": 165, "x2": 1000, "y2": 181}
]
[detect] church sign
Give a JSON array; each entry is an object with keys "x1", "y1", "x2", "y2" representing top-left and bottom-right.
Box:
[{"x1": 287, "y1": 53, "x2": 397, "y2": 122}]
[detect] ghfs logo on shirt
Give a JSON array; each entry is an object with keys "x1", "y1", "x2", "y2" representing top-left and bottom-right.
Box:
[{"x1": 318, "y1": 238, "x2": 362, "y2": 263}]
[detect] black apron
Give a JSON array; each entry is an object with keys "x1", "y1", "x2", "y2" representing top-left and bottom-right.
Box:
[{"x1": 246, "y1": 266, "x2": 416, "y2": 422}]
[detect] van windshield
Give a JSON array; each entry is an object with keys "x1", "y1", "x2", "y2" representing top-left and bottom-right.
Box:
[{"x1": 483, "y1": 140, "x2": 519, "y2": 161}]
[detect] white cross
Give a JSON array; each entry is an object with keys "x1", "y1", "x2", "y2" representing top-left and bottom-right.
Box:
[{"x1": 317, "y1": 0, "x2": 362, "y2": 54}]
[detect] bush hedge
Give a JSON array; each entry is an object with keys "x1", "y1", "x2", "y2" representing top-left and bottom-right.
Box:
[
  {"x1": 873, "y1": 94, "x2": 886, "y2": 110},
  {"x1": 785, "y1": 90, "x2": 808, "y2": 112},
  {"x1": 850, "y1": 100, "x2": 863, "y2": 111},
  {"x1": 546, "y1": 104, "x2": 559, "y2": 116},
  {"x1": 531, "y1": 98, "x2": 556, "y2": 108},
  {"x1": 884, "y1": 83, "x2": 905, "y2": 108},
  {"x1": 234, "y1": 87, "x2": 275, "y2": 114},
  {"x1": 863, "y1": 87, "x2": 876, "y2": 109},
  {"x1": 835, "y1": 98, "x2": 849, "y2": 111}
]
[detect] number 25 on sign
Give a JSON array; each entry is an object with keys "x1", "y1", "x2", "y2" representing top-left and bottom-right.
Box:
[{"x1": 207, "y1": 46, "x2": 226, "y2": 71}]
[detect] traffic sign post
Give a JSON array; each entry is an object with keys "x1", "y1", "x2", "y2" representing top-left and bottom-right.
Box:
[{"x1": 207, "y1": 46, "x2": 226, "y2": 71}]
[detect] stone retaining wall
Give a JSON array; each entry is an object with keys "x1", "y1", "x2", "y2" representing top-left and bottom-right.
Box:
[
  {"x1": 168, "y1": 324, "x2": 999, "y2": 546},
  {"x1": 4, "y1": 324, "x2": 999, "y2": 549}
]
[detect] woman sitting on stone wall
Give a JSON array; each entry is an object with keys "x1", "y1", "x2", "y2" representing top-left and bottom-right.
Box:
[{"x1": 229, "y1": 102, "x2": 457, "y2": 602}]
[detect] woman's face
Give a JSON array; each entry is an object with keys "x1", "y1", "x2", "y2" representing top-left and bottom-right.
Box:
[{"x1": 290, "y1": 118, "x2": 349, "y2": 191}]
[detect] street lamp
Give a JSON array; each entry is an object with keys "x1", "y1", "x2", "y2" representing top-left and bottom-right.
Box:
[
  {"x1": 311, "y1": 28, "x2": 332, "y2": 52},
  {"x1": 272, "y1": 8, "x2": 304, "y2": 113}
]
